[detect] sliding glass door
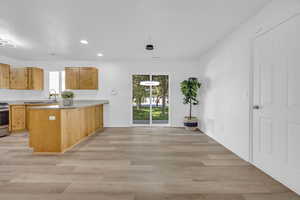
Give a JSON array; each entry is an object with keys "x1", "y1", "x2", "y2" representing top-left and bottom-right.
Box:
[{"x1": 132, "y1": 74, "x2": 169, "y2": 125}]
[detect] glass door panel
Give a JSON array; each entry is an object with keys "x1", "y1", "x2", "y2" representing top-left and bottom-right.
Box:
[
  {"x1": 132, "y1": 75, "x2": 150, "y2": 124},
  {"x1": 151, "y1": 75, "x2": 169, "y2": 124}
]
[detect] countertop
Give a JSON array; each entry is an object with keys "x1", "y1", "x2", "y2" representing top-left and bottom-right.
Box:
[
  {"x1": 5, "y1": 100, "x2": 109, "y2": 109},
  {"x1": 28, "y1": 100, "x2": 109, "y2": 109},
  {"x1": 6, "y1": 100, "x2": 59, "y2": 105}
]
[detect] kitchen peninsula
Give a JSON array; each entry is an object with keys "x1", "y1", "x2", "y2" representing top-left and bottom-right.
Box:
[{"x1": 27, "y1": 100, "x2": 108, "y2": 153}]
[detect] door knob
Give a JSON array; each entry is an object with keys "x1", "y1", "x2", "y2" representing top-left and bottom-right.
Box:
[{"x1": 253, "y1": 105, "x2": 260, "y2": 110}]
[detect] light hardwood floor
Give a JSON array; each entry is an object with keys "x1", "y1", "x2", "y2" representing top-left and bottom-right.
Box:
[{"x1": 0, "y1": 127, "x2": 299, "y2": 200}]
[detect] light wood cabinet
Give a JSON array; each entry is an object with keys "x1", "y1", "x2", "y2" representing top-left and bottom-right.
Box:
[
  {"x1": 0, "y1": 63, "x2": 10, "y2": 89},
  {"x1": 81, "y1": 106, "x2": 96, "y2": 136},
  {"x1": 26, "y1": 103, "x2": 58, "y2": 131},
  {"x1": 65, "y1": 67, "x2": 80, "y2": 89},
  {"x1": 9, "y1": 68, "x2": 28, "y2": 90},
  {"x1": 29, "y1": 104, "x2": 104, "y2": 153},
  {"x1": 61, "y1": 109, "x2": 82, "y2": 150},
  {"x1": 28, "y1": 67, "x2": 44, "y2": 90},
  {"x1": 10, "y1": 67, "x2": 44, "y2": 90},
  {"x1": 79, "y1": 67, "x2": 98, "y2": 89},
  {"x1": 10, "y1": 105, "x2": 26, "y2": 132},
  {"x1": 95, "y1": 105, "x2": 103, "y2": 130},
  {"x1": 65, "y1": 67, "x2": 98, "y2": 90}
]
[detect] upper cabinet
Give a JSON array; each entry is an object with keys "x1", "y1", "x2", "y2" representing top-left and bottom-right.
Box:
[
  {"x1": 65, "y1": 67, "x2": 80, "y2": 89},
  {"x1": 79, "y1": 67, "x2": 98, "y2": 90},
  {"x1": 10, "y1": 67, "x2": 44, "y2": 90},
  {"x1": 0, "y1": 63, "x2": 10, "y2": 89},
  {"x1": 10, "y1": 68, "x2": 28, "y2": 90},
  {"x1": 65, "y1": 67, "x2": 98, "y2": 90},
  {"x1": 28, "y1": 67, "x2": 44, "y2": 90}
]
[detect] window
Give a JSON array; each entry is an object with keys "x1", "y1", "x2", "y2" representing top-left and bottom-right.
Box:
[{"x1": 49, "y1": 71, "x2": 65, "y2": 93}]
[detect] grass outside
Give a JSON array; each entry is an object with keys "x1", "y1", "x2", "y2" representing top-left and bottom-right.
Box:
[{"x1": 133, "y1": 106, "x2": 169, "y2": 120}]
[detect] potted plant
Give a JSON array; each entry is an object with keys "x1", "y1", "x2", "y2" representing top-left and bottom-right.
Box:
[
  {"x1": 180, "y1": 77, "x2": 201, "y2": 131},
  {"x1": 61, "y1": 91, "x2": 74, "y2": 106}
]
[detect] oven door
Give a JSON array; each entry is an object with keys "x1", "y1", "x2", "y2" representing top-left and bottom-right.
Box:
[{"x1": 0, "y1": 109, "x2": 9, "y2": 128}]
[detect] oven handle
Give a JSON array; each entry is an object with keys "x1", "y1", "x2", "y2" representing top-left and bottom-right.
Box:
[{"x1": 0, "y1": 109, "x2": 9, "y2": 112}]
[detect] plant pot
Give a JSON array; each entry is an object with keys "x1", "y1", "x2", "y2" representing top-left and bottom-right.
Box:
[
  {"x1": 62, "y1": 98, "x2": 73, "y2": 106},
  {"x1": 184, "y1": 116, "x2": 198, "y2": 131}
]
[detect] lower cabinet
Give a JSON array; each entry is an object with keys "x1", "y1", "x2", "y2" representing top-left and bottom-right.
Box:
[
  {"x1": 81, "y1": 105, "x2": 103, "y2": 137},
  {"x1": 10, "y1": 104, "x2": 57, "y2": 133},
  {"x1": 9, "y1": 105, "x2": 26, "y2": 132},
  {"x1": 95, "y1": 105, "x2": 103, "y2": 129},
  {"x1": 61, "y1": 105, "x2": 104, "y2": 152},
  {"x1": 29, "y1": 104, "x2": 104, "y2": 153}
]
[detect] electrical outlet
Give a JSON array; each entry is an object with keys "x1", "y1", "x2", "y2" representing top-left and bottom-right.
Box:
[{"x1": 49, "y1": 115, "x2": 56, "y2": 120}]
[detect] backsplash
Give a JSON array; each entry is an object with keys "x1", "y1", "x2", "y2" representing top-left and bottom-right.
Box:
[{"x1": 0, "y1": 89, "x2": 48, "y2": 101}]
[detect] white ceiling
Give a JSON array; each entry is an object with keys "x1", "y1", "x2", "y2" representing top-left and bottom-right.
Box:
[{"x1": 0, "y1": 0, "x2": 270, "y2": 61}]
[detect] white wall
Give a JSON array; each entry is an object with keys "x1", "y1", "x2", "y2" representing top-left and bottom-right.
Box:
[
  {"x1": 0, "y1": 58, "x2": 203, "y2": 127},
  {"x1": 199, "y1": 0, "x2": 300, "y2": 162}
]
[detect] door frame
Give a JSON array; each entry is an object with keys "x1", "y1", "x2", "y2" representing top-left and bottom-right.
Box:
[
  {"x1": 249, "y1": 12, "x2": 300, "y2": 163},
  {"x1": 130, "y1": 73, "x2": 171, "y2": 127}
]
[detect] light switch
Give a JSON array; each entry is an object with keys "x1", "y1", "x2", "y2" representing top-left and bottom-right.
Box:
[
  {"x1": 111, "y1": 89, "x2": 118, "y2": 96},
  {"x1": 49, "y1": 115, "x2": 56, "y2": 120}
]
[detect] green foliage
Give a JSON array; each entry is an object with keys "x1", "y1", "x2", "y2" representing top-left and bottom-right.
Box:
[
  {"x1": 133, "y1": 106, "x2": 169, "y2": 120},
  {"x1": 61, "y1": 91, "x2": 74, "y2": 99},
  {"x1": 132, "y1": 75, "x2": 169, "y2": 113},
  {"x1": 132, "y1": 75, "x2": 150, "y2": 109},
  {"x1": 152, "y1": 75, "x2": 168, "y2": 115},
  {"x1": 180, "y1": 78, "x2": 201, "y2": 119}
]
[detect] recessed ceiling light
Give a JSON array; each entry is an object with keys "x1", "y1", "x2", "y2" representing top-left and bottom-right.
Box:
[
  {"x1": 97, "y1": 53, "x2": 103, "y2": 57},
  {"x1": 80, "y1": 40, "x2": 88, "y2": 44}
]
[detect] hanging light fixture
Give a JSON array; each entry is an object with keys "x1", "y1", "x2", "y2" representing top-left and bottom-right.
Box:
[
  {"x1": 145, "y1": 35, "x2": 154, "y2": 51},
  {"x1": 140, "y1": 81, "x2": 160, "y2": 86}
]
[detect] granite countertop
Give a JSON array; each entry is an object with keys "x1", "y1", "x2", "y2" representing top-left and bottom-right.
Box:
[{"x1": 27, "y1": 100, "x2": 109, "y2": 109}]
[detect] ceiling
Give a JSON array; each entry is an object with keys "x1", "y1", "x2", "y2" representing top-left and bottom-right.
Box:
[{"x1": 0, "y1": 0, "x2": 270, "y2": 61}]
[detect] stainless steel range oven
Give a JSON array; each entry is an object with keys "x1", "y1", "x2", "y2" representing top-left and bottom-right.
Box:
[{"x1": 0, "y1": 103, "x2": 9, "y2": 137}]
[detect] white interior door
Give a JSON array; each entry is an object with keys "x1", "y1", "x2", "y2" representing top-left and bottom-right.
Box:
[{"x1": 253, "y1": 15, "x2": 300, "y2": 194}]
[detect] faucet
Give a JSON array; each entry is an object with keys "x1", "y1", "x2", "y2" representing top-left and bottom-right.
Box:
[{"x1": 49, "y1": 89, "x2": 58, "y2": 101}]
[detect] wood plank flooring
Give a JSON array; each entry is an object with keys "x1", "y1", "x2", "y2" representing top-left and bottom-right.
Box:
[{"x1": 0, "y1": 127, "x2": 299, "y2": 200}]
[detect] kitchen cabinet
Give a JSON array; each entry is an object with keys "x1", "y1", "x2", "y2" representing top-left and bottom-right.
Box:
[
  {"x1": 28, "y1": 104, "x2": 104, "y2": 153},
  {"x1": 28, "y1": 67, "x2": 44, "y2": 90},
  {"x1": 0, "y1": 63, "x2": 10, "y2": 89},
  {"x1": 79, "y1": 67, "x2": 98, "y2": 89},
  {"x1": 81, "y1": 106, "x2": 96, "y2": 136},
  {"x1": 10, "y1": 67, "x2": 44, "y2": 90},
  {"x1": 65, "y1": 67, "x2": 80, "y2": 89},
  {"x1": 95, "y1": 105, "x2": 103, "y2": 130},
  {"x1": 9, "y1": 68, "x2": 28, "y2": 89},
  {"x1": 65, "y1": 67, "x2": 98, "y2": 90},
  {"x1": 10, "y1": 105, "x2": 26, "y2": 132},
  {"x1": 26, "y1": 103, "x2": 58, "y2": 131}
]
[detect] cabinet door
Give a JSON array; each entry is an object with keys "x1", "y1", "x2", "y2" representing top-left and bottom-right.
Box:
[
  {"x1": 9, "y1": 68, "x2": 28, "y2": 89},
  {"x1": 11, "y1": 105, "x2": 26, "y2": 132},
  {"x1": 95, "y1": 105, "x2": 103, "y2": 129},
  {"x1": 0, "y1": 63, "x2": 10, "y2": 89},
  {"x1": 99, "y1": 105, "x2": 103, "y2": 129},
  {"x1": 65, "y1": 67, "x2": 80, "y2": 89},
  {"x1": 28, "y1": 68, "x2": 44, "y2": 90},
  {"x1": 79, "y1": 67, "x2": 98, "y2": 89},
  {"x1": 95, "y1": 105, "x2": 100, "y2": 129},
  {"x1": 87, "y1": 106, "x2": 95, "y2": 135}
]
